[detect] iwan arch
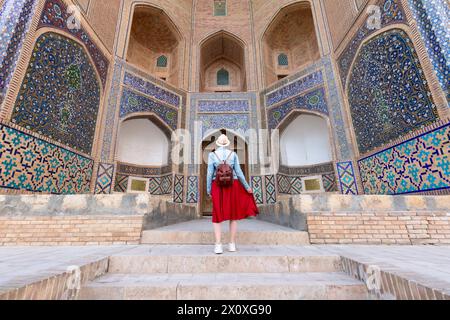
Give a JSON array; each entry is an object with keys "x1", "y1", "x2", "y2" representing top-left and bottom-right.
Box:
[{"x1": 0, "y1": 0, "x2": 449, "y2": 246}]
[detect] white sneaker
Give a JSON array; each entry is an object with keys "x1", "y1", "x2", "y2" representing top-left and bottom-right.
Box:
[
  {"x1": 228, "y1": 243, "x2": 237, "y2": 252},
  {"x1": 214, "y1": 243, "x2": 223, "y2": 254}
]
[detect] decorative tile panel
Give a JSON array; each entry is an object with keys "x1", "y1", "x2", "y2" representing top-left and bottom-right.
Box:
[
  {"x1": 267, "y1": 87, "x2": 328, "y2": 130},
  {"x1": 198, "y1": 114, "x2": 251, "y2": 139},
  {"x1": 0, "y1": 124, "x2": 93, "y2": 194},
  {"x1": 173, "y1": 174, "x2": 184, "y2": 203},
  {"x1": 358, "y1": 122, "x2": 450, "y2": 195},
  {"x1": 94, "y1": 163, "x2": 114, "y2": 194},
  {"x1": 337, "y1": 161, "x2": 359, "y2": 195},
  {"x1": 338, "y1": 0, "x2": 407, "y2": 87},
  {"x1": 407, "y1": 0, "x2": 449, "y2": 102},
  {"x1": 186, "y1": 176, "x2": 199, "y2": 204},
  {"x1": 0, "y1": 0, "x2": 38, "y2": 103},
  {"x1": 12, "y1": 32, "x2": 101, "y2": 155},
  {"x1": 39, "y1": 0, "x2": 109, "y2": 85},
  {"x1": 251, "y1": 176, "x2": 264, "y2": 205},
  {"x1": 120, "y1": 89, "x2": 178, "y2": 130},
  {"x1": 123, "y1": 72, "x2": 181, "y2": 108},
  {"x1": 114, "y1": 174, "x2": 128, "y2": 193},
  {"x1": 265, "y1": 71, "x2": 323, "y2": 107},
  {"x1": 198, "y1": 100, "x2": 250, "y2": 113},
  {"x1": 348, "y1": 29, "x2": 438, "y2": 155},
  {"x1": 265, "y1": 175, "x2": 277, "y2": 204}
]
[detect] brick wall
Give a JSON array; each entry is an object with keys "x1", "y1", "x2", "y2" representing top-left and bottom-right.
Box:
[
  {"x1": 308, "y1": 212, "x2": 450, "y2": 245},
  {"x1": 0, "y1": 194, "x2": 198, "y2": 246},
  {"x1": 0, "y1": 216, "x2": 144, "y2": 246},
  {"x1": 258, "y1": 194, "x2": 450, "y2": 245}
]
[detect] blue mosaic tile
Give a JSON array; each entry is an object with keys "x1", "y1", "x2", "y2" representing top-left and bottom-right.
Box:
[
  {"x1": 0, "y1": 0, "x2": 38, "y2": 103},
  {"x1": 338, "y1": 0, "x2": 407, "y2": 87},
  {"x1": 120, "y1": 89, "x2": 178, "y2": 130},
  {"x1": 198, "y1": 100, "x2": 250, "y2": 113},
  {"x1": 266, "y1": 71, "x2": 323, "y2": 107},
  {"x1": 123, "y1": 72, "x2": 181, "y2": 108},
  {"x1": 186, "y1": 176, "x2": 199, "y2": 203},
  {"x1": 94, "y1": 163, "x2": 115, "y2": 194},
  {"x1": 267, "y1": 87, "x2": 328, "y2": 130},
  {"x1": 39, "y1": 0, "x2": 109, "y2": 85},
  {"x1": 337, "y1": 161, "x2": 359, "y2": 195},
  {"x1": 0, "y1": 124, "x2": 93, "y2": 194},
  {"x1": 12, "y1": 32, "x2": 101, "y2": 155},
  {"x1": 408, "y1": 0, "x2": 449, "y2": 102},
  {"x1": 358, "y1": 122, "x2": 450, "y2": 195},
  {"x1": 348, "y1": 29, "x2": 438, "y2": 154},
  {"x1": 199, "y1": 114, "x2": 250, "y2": 139}
]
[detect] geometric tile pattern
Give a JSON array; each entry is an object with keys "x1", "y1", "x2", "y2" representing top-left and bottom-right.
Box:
[
  {"x1": 267, "y1": 87, "x2": 328, "y2": 130},
  {"x1": 338, "y1": 0, "x2": 406, "y2": 87},
  {"x1": 198, "y1": 114, "x2": 251, "y2": 139},
  {"x1": 198, "y1": 100, "x2": 250, "y2": 113},
  {"x1": 94, "y1": 163, "x2": 115, "y2": 194},
  {"x1": 114, "y1": 174, "x2": 128, "y2": 193},
  {"x1": 291, "y1": 176, "x2": 303, "y2": 194},
  {"x1": 322, "y1": 173, "x2": 338, "y2": 192},
  {"x1": 123, "y1": 72, "x2": 181, "y2": 108},
  {"x1": 265, "y1": 175, "x2": 277, "y2": 204},
  {"x1": 358, "y1": 122, "x2": 450, "y2": 195},
  {"x1": 251, "y1": 176, "x2": 264, "y2": 205},
  {"x1": 12, "y1": 32, "x2": 101, "y2": 155},
  {"x1": 160, "y1": 174, "x2": 173, "y2": 195},
  {"x1": 0, "y1": 0, "x2": 38, "y2": 104},
  {"x1": 173, "y1": 174, "x2": 184, "y2": 203},
  {"x1": 148, "y1": 176, "x2": 162, "y2": 195},
  {"x1": 0, "y1": 124, "x2": 93, "y2": 194},
  {"x1": 101, "y1": 59, "x2": 123, "y2": 161},
  {"x1": 348, "y1": 29, "x2": 438, "y2": 155},
  {"x1": 277, "y1": 174, "x2": 291, "y2": 194},
  {"x1": 38, "y1": 0, "x2": 109, "y2": 85},
  {"x1": 408, "y1": 0, "x2": 449, "y2": 102},
  {"x1": 120, "y1": 89, "x2": 178, "y2": 130},
  {"x1": 337, "y1": 161, "x2": 359, "y2": 195},
  {"x1": 186, "y1": 176, "x2": 199, "y2": 204},
  {"x1": 265, "y1": 71, "x2": 323, "y2": 107}
]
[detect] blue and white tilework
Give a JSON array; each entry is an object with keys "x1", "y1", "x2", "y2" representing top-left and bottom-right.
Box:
[
  {"x1": 0, "y1": 0, "x2": 38, "y2": 103},
  {"x1": 408, "y1": 0, "x2": 449, "y2": 102}
]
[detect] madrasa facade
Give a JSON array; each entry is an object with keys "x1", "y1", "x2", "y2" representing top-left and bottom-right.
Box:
[{"x1": 0, "y1": 0, "x2": 448, "y2": 218}]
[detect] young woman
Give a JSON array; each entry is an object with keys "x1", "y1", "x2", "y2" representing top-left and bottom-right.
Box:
[{"x1": 206, "y1": 134, "x2": 259, "y2": 254}]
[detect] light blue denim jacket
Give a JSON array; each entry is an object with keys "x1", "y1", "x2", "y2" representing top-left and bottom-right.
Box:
[{"x1": 206, "y1": 147, "x2": 251, "y2": 195}]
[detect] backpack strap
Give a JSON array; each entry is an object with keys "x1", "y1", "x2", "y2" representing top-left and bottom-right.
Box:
[{"x1": 213, "y1": 150, "x2": 234, "y2": 164}]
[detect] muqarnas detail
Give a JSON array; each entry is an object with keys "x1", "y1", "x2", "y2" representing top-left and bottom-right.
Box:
[
  {"x1": 12, "y1": 32, "x2": 101, "y2": 155},
  {"x1": 348, "y1": 29, "x2": 438, "y2": 154}
]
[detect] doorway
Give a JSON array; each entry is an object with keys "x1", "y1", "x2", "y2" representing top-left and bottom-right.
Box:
[{"x1": 200, "y1": 130, "x2": 249, "y2": 216}]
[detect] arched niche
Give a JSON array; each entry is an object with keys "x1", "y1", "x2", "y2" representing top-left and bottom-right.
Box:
[
  {"x1": 200, "y1": 31, "x2": 247, "y2": 92},
  {"x1": 126, "y1": 5, "x2": 182, "y2": 86},
  {"x1": 262, "y1": 2, "x2": 320, "y2": 86},
  {"x1": 116, "y1": 116, "x2": 170, "y2": 166},
  {"x1": 280, "y1": 113, "x2": 332, "y2": 166}
]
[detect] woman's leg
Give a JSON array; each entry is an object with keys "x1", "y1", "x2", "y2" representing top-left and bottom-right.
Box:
[
  {"x1": 213, "y1": 222, "x2": 222, "y2": 244},
  {"x1": 229, "y1": 220, "x2": 238, "y2": 244}
]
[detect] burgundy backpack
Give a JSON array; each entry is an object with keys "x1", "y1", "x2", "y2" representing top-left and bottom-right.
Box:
[{"x1": 214, "y1": 151, "x2": 234, "y2": 187}]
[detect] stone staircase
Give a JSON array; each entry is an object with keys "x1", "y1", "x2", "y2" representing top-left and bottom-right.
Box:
[{"x1": 78, "y1": 218, "x2": 370, "y2": 300}]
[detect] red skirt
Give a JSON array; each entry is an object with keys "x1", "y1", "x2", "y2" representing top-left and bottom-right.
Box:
[{"x1": 211, "y1": 179, "x2": 259, "y2": 223}]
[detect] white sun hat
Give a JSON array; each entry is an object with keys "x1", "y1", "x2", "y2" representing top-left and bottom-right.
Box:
[{"x1": 216, "y1": 134, "x2": 231, "y2": 147}]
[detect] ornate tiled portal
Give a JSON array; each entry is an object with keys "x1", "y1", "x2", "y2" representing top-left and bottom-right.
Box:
[
  {"x1": 348, "y1": 29, "x2": 438, "y2": 155},
  {"x1": 12, "y1": 32, "x2": 101, "y2": 155}
]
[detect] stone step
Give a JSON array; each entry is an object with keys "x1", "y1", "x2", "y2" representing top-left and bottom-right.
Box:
[
  {"x1": 78, "y1": 272, "x2": 369, "y2": 300},
  {"x1": 141, "y1": 218, "x2": 310, "y2": 245},
  {"x1": 107, "y1": 245, "x2": 342, "y2": 274}
]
